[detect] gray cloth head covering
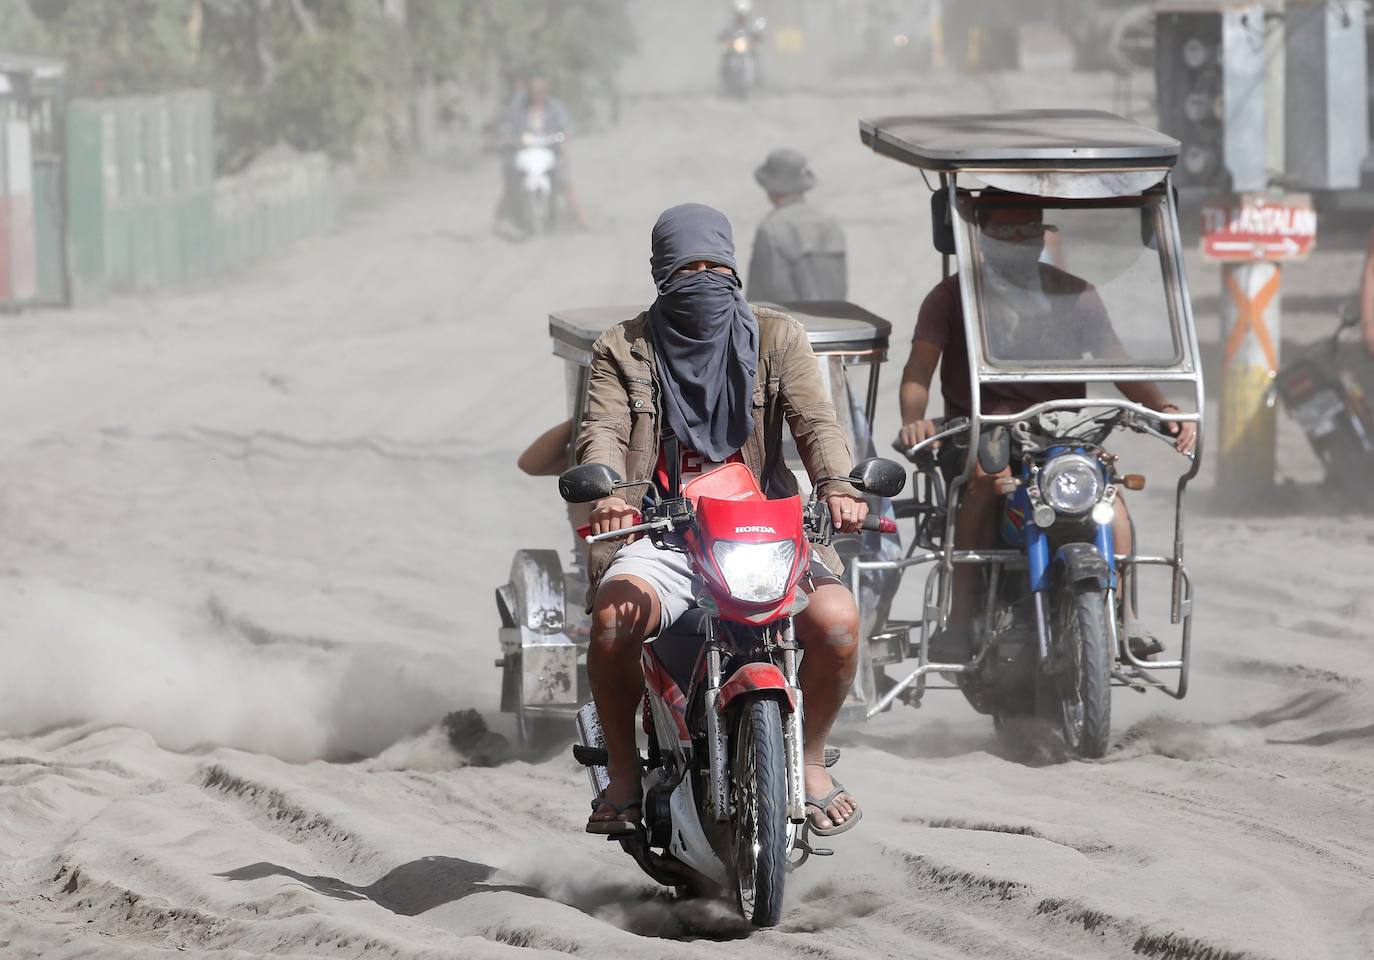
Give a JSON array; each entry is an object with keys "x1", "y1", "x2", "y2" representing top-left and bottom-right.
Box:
[
  {"x1": 754, "y1": 148, "x2": 816, "y2": 196},
  {"x1": 646, "y1": 204, "x2": 759, "y2": 464}
]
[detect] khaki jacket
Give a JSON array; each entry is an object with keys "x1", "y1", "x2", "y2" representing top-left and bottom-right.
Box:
[{"x1": 576, "y1": 304, "x2": 860, "y2": 593}]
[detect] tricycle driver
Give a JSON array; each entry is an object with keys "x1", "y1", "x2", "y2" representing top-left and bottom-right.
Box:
[
  {"x1": 578, "y1": 203, "x2": 867, "y2": 836},
  {"x1": 896, "y1": 191, "x2": 1197, "y2": 662}
]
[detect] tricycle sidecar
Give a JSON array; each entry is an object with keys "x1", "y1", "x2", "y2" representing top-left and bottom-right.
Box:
[
  {"x1": 856, "y1": 109, "x2": 1205, "y2": 755},
  {"x1": 497, "y1": 301, "x2": 900, "y2": 748}
]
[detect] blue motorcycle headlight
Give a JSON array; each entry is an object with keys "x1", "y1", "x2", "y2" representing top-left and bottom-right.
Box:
[{"x1": 1039, "y1": 454, "x2": 1103, "y2": 516}]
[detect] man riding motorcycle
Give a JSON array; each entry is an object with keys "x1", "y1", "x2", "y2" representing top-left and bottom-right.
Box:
[
  {"x1": 578, "y1": 203, "x2": 867, "y2": 836},
  {"x1": 494, "y1": 71, "x2": 589, "y2": 231},
  {"x1": 897, "y1": 194, "x2": 1197, "y2": 660}
]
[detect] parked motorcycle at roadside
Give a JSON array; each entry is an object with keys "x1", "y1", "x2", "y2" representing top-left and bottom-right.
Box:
[
  {"x1": 1268, "y1": 301, "x2": 1374, "y2": 501},
  {"x1": 559, "y1": 456, "x2": 903, "y2": 927}
]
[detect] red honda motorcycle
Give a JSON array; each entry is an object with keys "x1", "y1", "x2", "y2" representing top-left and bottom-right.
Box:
[{"x1": 559, "y1": 456, "x2": 903, "y2": 927}]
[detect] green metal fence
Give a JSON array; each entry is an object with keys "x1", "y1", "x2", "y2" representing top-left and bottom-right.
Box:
[
  {"x1": 211, "y1": 151, "x2": 337, "y2": 273},
  {"x1": 66, "y1": 89, "x2": 342, "y2": 303}
]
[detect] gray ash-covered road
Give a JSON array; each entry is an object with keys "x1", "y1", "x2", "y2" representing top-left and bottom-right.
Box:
[{"x1": 1, "y1": 36, "x2": 1373, "y2": 960}]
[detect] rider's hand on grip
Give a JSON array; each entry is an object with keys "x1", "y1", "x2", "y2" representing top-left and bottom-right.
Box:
[
  {"x1": 861, "y1": 514, "x2": 898, "y2": 534},
  {"x1": 826, "y1": 494, "x2": 869, "y2": 534},
  {"x1": 897, "y1": 419, "x2": 941, "y2": 452},
  {"x1": 589, "y1": 497, "x2": 642, "y2": 542}
]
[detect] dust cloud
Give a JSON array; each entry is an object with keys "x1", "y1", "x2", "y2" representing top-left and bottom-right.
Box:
[{"x1": 0, "y1": 577, "x2": 471, "y2": 761}]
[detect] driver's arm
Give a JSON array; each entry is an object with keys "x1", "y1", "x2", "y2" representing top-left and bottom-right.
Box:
[
  {"x1": 898, "y1": 340, "x2": 942, "y2": 449},
  {"x1": 898, "y1": 280, "x2": 954, "y2": 449},
  {"x1": 575, "y1": 341, "x2": 630, "y2": 475},
  {"x1": 575, "y1": 339, "x2": 641, "y2": 534}
]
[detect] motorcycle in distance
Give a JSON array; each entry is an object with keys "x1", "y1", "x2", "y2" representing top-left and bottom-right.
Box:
[
  {"x1": 1268, "y1": 300, "x2": 1374, "y2": 502},
  {"x1": 894, "y1": 408, "x2": 1192, "y2": 758},
  {"x1": 720, "y1": 18, "x2": 764, "y2": 98},
  {"x1": 559, "y1": 455, "x2": 904, "y2": 927},
  {"x1": 505, "y1": 131, "x2": 565, "y2": 238}
]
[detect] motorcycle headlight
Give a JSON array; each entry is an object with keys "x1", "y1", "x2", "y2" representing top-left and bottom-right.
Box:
[
  {"x1": 1039, "y1": 454, "x2": 1103, "y2": 516},
  {"x1": 711, "y1": 540, "x2": 797, "y2": 604},
  {"x1": 732, "y1": 36, "x2": 749, "y2": 52}
]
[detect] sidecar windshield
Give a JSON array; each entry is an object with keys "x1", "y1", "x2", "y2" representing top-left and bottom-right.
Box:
[{"x1": 961, "y1": 192, "x2": 1183, "y2": 371}]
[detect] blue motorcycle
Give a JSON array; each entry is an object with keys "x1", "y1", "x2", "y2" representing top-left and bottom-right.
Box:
[{"x1": 870, "y1": 407, "x2": 1191, "y2": 758}]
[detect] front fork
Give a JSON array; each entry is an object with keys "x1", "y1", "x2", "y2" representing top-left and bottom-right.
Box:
[
  {"x1": 702, "y1": 617, "x2": 806, "y2": 825},
  {"x1": 779, "y1": 620, "x2": 807, "y2": 823},
  {"x1": 1026, "y1": 500, "x2": 1118, "y2": 667},
  {"x1": 703, "y1": 633, "x2": 730, "y2": 821}
]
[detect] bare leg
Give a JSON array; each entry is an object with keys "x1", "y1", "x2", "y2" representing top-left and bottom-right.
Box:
[
  {"x1": 794, "y1": 582, "x2": 860, "y2": 829},
  {"x1": 1111, "y1": 493, "x2": 1135, "y2": 619},
  {"x1": 587, "y1": 576, "x2": 659, "y2": 823},
  {"x1": 949, "y1": 464, "x2": 1009, "y2": 637},
  {"x1": 562, "y1": 180, "x2": 591, "y2": 229}
]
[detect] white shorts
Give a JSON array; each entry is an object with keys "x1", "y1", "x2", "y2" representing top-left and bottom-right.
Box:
[{"x1": 599, "y1": 538, "x2": 841, "y2": 630}]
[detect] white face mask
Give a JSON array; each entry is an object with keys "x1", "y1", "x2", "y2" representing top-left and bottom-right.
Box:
[
  {"x1": 979, "y1": 235, "x2": 1045, "y2": 286},
  {"x1": 978, "y1": 235, "x2": 1052, "y2": 359}
]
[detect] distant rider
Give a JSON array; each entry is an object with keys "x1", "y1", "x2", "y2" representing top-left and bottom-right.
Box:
[
  {"x1": 495, "y1": 70, "x2": 589, "y2": 231},
  {"x1": 747, "y1": 148, "x2": 848, "y2": 304}
]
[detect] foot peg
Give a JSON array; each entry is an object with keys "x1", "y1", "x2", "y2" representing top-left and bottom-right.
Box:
[
  {"x1": 572, "y1": 743, "x2": 608, "y2": 767},
  {"x1": 823, "y1": 746, "x2": 841, "y2": 768},
  {"x1": 788, "y1": 829, "x2": 835, "y2": 870}
]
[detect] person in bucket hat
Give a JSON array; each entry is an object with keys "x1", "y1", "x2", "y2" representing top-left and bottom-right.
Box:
[{"x1": 746, "y1": 148, "x2": 848, "y2": 304}]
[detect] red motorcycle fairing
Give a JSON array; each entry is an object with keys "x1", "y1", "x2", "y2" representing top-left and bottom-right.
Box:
[
  {"x1": 641, "y1": 646, "x2": 691, "y2": 741},
  {"x1": 680, "y1": 464, "x2": 810, "y2": 626},
  {"x1": 718, "y1": 662, "x2": 797, "y2": 713}
]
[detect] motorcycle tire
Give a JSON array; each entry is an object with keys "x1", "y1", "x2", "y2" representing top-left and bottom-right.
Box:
[
  {"x1": 521, "y1": 190, "x2": 546, "y2": 237},
  {"x1": 731, "y1": 697, "x2": 787, "y2": 927},
  {"x1": 1318, "y1": 423, "x2": 1374, "y2": 505},
  {"x1": 1053, "y1": 581, "x2": 1113, "y2": 759}
]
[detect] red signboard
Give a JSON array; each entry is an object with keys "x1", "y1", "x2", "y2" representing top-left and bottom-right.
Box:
[{"x1": 1201, "y1": 192, "x2": 1316, "y2": 262}]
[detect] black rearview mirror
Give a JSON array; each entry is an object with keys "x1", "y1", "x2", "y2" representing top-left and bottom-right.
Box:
[
  {"x1": 849, "y1": 458, "x2": 907, "y2": 499},
  {"x1": 559, "y1": 464, "x2": 620, "y2": 504},
  {"x1": 977, "y1": 426, "x2": 1010, "y2": 475}
]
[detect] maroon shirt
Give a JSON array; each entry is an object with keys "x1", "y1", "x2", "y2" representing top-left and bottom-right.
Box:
[{"x1": 913, "y1": 273, "x2": 1112, "y2": 419}]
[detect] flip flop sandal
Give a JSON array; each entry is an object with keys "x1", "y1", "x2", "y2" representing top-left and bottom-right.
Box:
[
  {"x1": 805, "y1": 781, "x2": 862, "y2": 837},
  {"x1": 586, "y1": 795, "x2": 642, "y2": 836}
]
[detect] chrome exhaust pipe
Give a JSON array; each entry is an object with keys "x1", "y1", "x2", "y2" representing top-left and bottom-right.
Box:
[{"x1": 574, "y1": 702, "x2": 610, "y2": 799}]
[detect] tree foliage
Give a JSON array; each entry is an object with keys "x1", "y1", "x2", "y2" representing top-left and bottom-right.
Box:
[
  {"x1": 1, "y1": 0, "x2": 634, "y2": 172},
  {"x1": 407, "y1": 0, "x2": 635, "y2": 124}
]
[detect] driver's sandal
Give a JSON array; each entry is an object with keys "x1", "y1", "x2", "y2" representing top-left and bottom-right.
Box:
[
  {"x1": 586, "y1": 795, "x2": 642, "y2": 836},
  {"x1": 804, "y1": 781, "x2": 862, "y2": 837},
  {"x1": 1127, "y1": 627, "x2": 1164, "y2": 661}
]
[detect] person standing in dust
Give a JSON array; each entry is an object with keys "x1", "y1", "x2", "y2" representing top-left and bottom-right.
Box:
[{"x1": 746, "y1": 148, "x2": 848, "y2": 304}]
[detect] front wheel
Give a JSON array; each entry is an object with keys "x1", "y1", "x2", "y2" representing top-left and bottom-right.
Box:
[
  {"x1": 1054, "y1": 581, "x2": 1113, "y2": 758},
  {"x1": 731, "y1": 697, "x2": 787, "y2": 927}
]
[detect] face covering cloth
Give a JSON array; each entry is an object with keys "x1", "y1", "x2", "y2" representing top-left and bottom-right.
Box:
[{"x1": 645, "y1": 203, "x2": 759, "y2": 462}]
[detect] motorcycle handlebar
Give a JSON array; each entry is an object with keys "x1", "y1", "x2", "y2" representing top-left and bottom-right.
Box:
[
  {"x1": 893, "y1": 418, "x2": 971, "y2": 463},
  {"x1": 577, "y1": 509, "x2": 895, "y2": 542},
  {"x1": 862, "y1": 514, "x2": 898, "y2": 534}
]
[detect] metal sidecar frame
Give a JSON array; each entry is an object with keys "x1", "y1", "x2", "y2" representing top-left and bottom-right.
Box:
[
  {"x1": 853, "y1": 109, "x2": 1206, "y2": 717},
  {"x1": 497, "y1": 301, "x2": 899, "y2": 744}
]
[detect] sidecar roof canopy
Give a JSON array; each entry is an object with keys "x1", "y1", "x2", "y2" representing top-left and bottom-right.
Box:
[
  {"x1": 550, "y1": 301, "x2": 891, "y2": 365},
  {"x1": 860, "y1": 109, "x2": 1180, "y2": 172}
]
